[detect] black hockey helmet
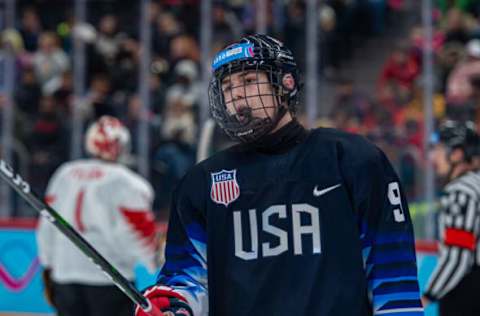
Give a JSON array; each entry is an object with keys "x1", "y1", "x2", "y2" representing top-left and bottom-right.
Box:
[
  {"x1": 208, "y1": 34, "x2": 301, "y2": 143},
  {"x1": 432, "y1": 120, "x2": 479, "y2": 161}
]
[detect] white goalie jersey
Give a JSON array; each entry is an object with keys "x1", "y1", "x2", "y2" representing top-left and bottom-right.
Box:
[{"x1": 36, "y1": 158, "x2": 157, "y2": 285}]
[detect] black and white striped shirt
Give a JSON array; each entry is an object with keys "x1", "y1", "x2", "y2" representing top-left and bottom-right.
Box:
[{"x1": 424, "y1": 171, "x2": 480, "y2": 300}]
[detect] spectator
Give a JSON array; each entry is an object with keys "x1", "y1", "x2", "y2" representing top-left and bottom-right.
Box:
[
  {"x1": 123, "y1": 94, "x2": 142, "y2": 150},
  {"x1": 1, "y1": 28, "x2": 27, "y2": 75},
  {"x1": 2, "y1": 27, "x2": 26, "y2": 53},
  {"x1": 378, "y1": 41, "x2": 420, "y2": 95},
  {"x1": 152, "y1": 11, "x2": 183, "y2": 59},
  {"x1": 161, "y1": 88, "x2": 196, "y2": 146},
  {"x1": 447, "y1": 39, "x2": 480, "y2": 102},
  {"x1": 83, "y1": 73, "x2": 116, "y2": 120},
  {"x1": 168, "y1": 59, "x2": 201, "y2": 110},
  {"x1": 19, "y1": 7, "x2": 42, "y2": 53},
  {"x1": 409, "y1": 24, "x2": 445, "y2": 54},
  {"x1": 26, "y1": 95, "x2": 67, "y2": 195},
  {"x1": 443, "y1": 8, "x2": 470, "y2": 45},
  {"x1": 330, "y1": 0, "x2": 356, "y2": 63},
  {"x1": 151, "y1": 139, "x2": 195, "y2": 213},
  {"x1": 15, "y1": 66, "x2": 42, "y2": 119},
  {"x1": 150, "y1": 73, "x2": 167, "y2": 116},
  {"x1": 212, "y1": 3, "x2": 243, "y2": 44},
  {"x1": 0, "y1": 94, "x2": 29, "y2": 144},
  {"x1": 169, "y1": 34, "x2": 200, "y2": 66},
  {"x1": 319, "y1": 4, "x2": 340, "y2": 75},
  {"x1": 52, "y1": 71, "x2": 73, "y2": 115},
  {"x1": 32, "y1": 32, "x2": 70, "y2": 95},
  {"x1": 451, "y1": 74, "x2": 480, "y2": 125},
  {"x1": 95, "y1": 14, "x2": 125, "y2": 67},
  {"x1": 123, "y1": 94, "x2": 160, "y2": 157},
  {"x1": 438, "y1": 0, "x2": 479, "y2": 15},
  {"x1": 152, "y1": 87, "x2": 196, "y2": 210},
  {"x1": 55, "y1": 11, "x2": 75, "y2": 54},
  {"x1": 329, "y1": 78, "x2": 374, "y2": 131},
  {"x1": 367, "y1": 0, "x2": 387, "y2": 35},
  {"x1": 284, "y1": 1, "x2": 306, "y2": 70},
  {"x1": 437, "y1": 42, "x2": 465, "y2": 93},
  {"x1": 110, "y1": 37, "x2": 139, "y2": 93}
]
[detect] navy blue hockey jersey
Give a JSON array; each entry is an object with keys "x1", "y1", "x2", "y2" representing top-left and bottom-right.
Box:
[{"x1": 156, "y1": 128, "x2": 423, "y2": 316}]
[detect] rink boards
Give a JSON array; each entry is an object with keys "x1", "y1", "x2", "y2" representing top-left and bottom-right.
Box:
[
  {"x1": 0, "y1": 219, "x2": 438, "y2": 315},
  {"x1": 0, "y1": 219, "x2": 157, "y2": 315}
]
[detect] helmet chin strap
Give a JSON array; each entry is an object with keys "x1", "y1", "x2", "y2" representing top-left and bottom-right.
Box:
[
  {"x1": 271, "y1": 80, "x2": 291, "y2": 127},
  {"x1": 248, "y1": 82, "x2": 290, "y2": 142},
  {"x1": 238, "y1": 108, "x2": 283, "y2": 144},
  {"x1": 263, "y1": 96, "x2": 289, "y2": 135},
  {"x1": 226, "y1": 71, "x2": 295, "y2": 143},
  {"x1": 274, "y1": 102, "x2": 288, "y2": 125}
]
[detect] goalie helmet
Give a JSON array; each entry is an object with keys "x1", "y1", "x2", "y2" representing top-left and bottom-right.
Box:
[
  {"x1": 208, "y1": 34, "x2": 301, "y2": 143},
  {"x1": 85, "y1": 116, "x2": 131, "y2": 161}
]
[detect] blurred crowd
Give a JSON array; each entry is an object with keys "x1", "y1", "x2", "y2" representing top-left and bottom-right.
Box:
[
  {"x1": 327, "y1": 0, "x2": 480, "y2": 200},
  {"x1": 0, "y1": 0, "x2": 409, "y2": 215}
]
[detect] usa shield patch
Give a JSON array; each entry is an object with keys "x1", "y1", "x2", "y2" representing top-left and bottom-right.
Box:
[{"x1": 210, "y1": 170, "x2": 240, "y2": 206}]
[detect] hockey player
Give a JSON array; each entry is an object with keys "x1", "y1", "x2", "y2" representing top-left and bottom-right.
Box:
[
  {"x1": 423, "y1": 120, "x2": 480, "y2": 315},
  {"x1": 136, "y1": 34, "x2": 423, "y2": 316},
  {"x1": 37, "y1": 116, "x2": 157, "y2": 316}
]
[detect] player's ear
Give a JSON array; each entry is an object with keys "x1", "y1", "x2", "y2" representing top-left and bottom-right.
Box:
[{"x1": 282, "y1": 73, "x2": 295, "y2": 91}]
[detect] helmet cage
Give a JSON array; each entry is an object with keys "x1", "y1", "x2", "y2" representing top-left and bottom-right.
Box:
[
  {"x1": 209, "y1": 62, "x2": 290, "y2": 143},
  {"x1": 208, "y1": 34, "x2": 300, "y2": 143}
]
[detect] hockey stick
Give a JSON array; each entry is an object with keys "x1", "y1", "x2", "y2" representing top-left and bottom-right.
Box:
[{"x1": 0, "y1": 159, "x2": 163, "y2": 316}]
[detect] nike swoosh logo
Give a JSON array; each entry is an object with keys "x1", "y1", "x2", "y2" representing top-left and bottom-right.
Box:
[{"x1": 313, "y1": 184, "x2": 341, "y2": 197}]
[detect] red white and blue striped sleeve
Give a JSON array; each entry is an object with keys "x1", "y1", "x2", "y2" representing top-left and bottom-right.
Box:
[{"x1": 346, "y1": 141, "x2": 423, "y2": 315}]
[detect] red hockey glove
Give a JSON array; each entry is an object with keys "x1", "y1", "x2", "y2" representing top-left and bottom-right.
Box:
[{"x1": 135, "y1": 286, "x2": 193, "y2": 316}]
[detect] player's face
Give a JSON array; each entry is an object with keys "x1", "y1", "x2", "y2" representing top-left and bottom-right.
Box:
[
  {"x1": 221, "y1": 70, "x2": 278, "y2": 123},
  {"x1": 430, "y1": 143, "x2": 452, "y2": 177}
]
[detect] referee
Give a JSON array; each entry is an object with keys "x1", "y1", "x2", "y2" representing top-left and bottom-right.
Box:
[{"x1": 423, "y1": 120, "x2": 480, "y2": 315}]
